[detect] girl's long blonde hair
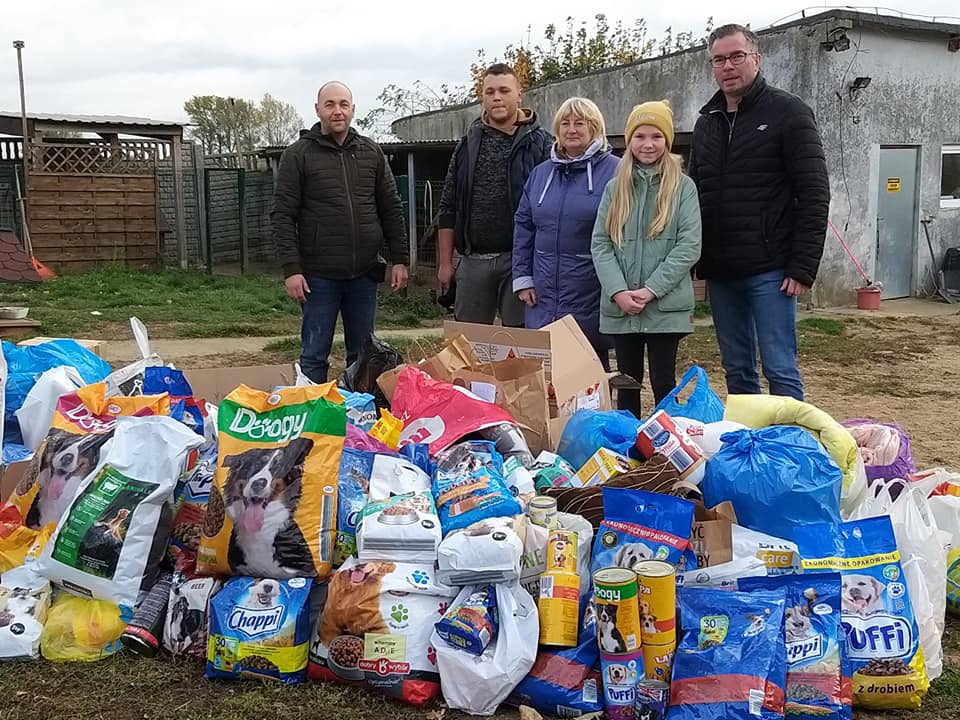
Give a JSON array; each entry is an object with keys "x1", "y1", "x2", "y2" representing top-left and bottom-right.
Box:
[{"x1": 604, "y1": 145, "x2": 683, "y2": 246}]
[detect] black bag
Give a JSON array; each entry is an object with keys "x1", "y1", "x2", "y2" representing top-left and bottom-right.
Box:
[{"x1": 338, "y1": 334, "x2": 403, "y2": 409}]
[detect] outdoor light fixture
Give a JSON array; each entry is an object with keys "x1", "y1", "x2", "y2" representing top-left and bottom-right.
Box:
[
  {"x1": 849, "y1": 76, "x2": 872, "y2": 92},
  {"x1": 821, "y1": 27, "x2": 851, "y2": 51}
]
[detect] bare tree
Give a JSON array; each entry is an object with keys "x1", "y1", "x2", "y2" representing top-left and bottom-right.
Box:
[{"x1": 259, "y1": 93, "x2": 304, "y2": 147}]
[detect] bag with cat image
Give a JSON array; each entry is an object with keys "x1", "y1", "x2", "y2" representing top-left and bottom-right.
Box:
[
  {"x1": 592, "y1": 487, "x2": 697, "y2": 577},
  {"x1": 197, "y1": 384, "x2": 347, "y2": 580},
  {"x1": 36, "y1": 415, "x2": 202, "y2": 613},
  {"x1": 4, "y1": 382, "x2": 170, "y2": 531},
  {"x1": 309, "y1": 557, "x2": 458, "y2": 705}
]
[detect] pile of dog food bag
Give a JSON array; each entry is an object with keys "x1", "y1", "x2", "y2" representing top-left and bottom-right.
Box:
[{"x1": 2, "y1": 326, "x2": 959, "y2": 720}]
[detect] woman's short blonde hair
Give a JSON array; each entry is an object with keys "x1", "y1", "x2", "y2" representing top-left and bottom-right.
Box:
[{"x1": 552, "y1": 97, "x2": 608, "y2": 152}]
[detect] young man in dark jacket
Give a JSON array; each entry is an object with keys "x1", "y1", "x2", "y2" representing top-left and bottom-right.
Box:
[
  {"x1": 436, "y1": 63, "x2": 552, "y2": 327},
  {"x1": 688, "y1": 24, "x2": 830, "y2": 401},
  {"x1": 272, "y1": 81, "x2": 409, "y2": 383}
]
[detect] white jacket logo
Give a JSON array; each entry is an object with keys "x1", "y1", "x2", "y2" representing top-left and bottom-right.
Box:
[
  {"x1": 228, "y1": 606, "x2": 285, "y2": 637},
  {"x1": 229, "y1": 407, "x2": 306, "y2": 443}
]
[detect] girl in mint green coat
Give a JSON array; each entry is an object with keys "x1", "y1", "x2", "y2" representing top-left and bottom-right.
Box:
[{"x1": 591, "y1": 100, "x2": 702, "y2": 417}]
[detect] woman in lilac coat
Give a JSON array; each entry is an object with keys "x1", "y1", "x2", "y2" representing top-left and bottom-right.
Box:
[{"x1": 513, "y1": 97, "x2": 619, "y2": 367}]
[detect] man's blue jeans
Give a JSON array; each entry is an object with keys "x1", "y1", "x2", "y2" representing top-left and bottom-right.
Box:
[
  {"x1": 708, "y1": 269, "x2": 804, "y2": 400},
  {"x1": 300, "y1": 275, "x2": 378, "y2": 383}
]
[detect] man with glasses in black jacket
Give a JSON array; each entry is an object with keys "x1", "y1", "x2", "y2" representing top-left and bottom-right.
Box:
[{"x1": 688, "y1": 24, "x2": 830, "y2": 401}]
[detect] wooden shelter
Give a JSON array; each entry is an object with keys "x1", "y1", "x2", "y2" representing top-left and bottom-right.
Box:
[{"x1": 0, "y1": 112, "x2": 189, "y2": 272}]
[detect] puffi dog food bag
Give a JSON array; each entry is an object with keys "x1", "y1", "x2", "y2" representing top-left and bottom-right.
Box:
[
  {"x1": 198, "y1": 384, "x2": 346, "y2": 580},
  {"x1": 36, "y1": 416, "x2": 202, "y2": 612},
  {"x1": 796, "y1": 516, "x2": 929, "y2": 709}
]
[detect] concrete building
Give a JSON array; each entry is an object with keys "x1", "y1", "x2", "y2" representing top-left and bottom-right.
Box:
[{"x1": 392, "y1": 9, "x2": 960, "y2": 306}]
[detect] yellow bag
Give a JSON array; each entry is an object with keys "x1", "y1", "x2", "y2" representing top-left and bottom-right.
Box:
[
  {"x1": 368, "y1": 408, "x2": 403, "y2": 450},
  {"x1": 40, "y1": 595, "x2": 126, "y2": 662},
  {"x1": 197, "y1": 384, "x2": 346, "y2": 579},
  {"x1": 0, "y1": 523, "x2": 37, "y2": 573}
]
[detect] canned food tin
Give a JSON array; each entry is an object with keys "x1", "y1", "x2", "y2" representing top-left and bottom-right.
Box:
[
  {"x1": 635, "y1": 678, "x2": 670, "y2": 719},
  {"x1": 633, "y1": 560, "x2": 676, "y2": 646},
  {"x1": 594, "y1": 567, "x2": 644, "y2": 720},
  {"x1": 546, "y1": 529, "x2": 578, "y2": 574},
  {"x1": 527, "y1": 496, "x2": 558, "y2": 529},
  {"x1": 538, "y1": 570, "x2": 579, "y2": 647}
]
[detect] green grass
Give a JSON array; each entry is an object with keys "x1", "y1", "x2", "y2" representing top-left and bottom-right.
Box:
[
  {"x1": 797, "y1": 317, "x2": 845, "y2": 336},
  {"x1": 694, "y1": 300, "x2": 712, "y2": 319},
  {"x1": 264, "y1": 334, "x2": 446, "y2": 363},
  {"x1": 0, "y1": 268, "x2": 445, "y2": 340}
]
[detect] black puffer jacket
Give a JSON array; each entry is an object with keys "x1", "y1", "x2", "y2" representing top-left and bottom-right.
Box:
[
  {"x1": 688, "y1": 76, "x2": 830, "y2": 286},
  {"x1": 271, "y1": 125, "x2": 408, "y2": 280}
]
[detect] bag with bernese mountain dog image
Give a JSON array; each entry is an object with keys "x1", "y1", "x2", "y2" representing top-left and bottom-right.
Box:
[
  {"x1": 36, "y1": 415, "x2": 202, "y2": 613},
  {"x1": 197, "y1": 384, "x2": 347, "y2": 580},
  {"x1": 4, "y1": 382, "x2": 170, "y2": 531}
]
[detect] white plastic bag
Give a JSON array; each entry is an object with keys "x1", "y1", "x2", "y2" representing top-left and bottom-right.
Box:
[
  {"x1": 438, "y1": 516, "x2": 524, "y2": 587},
  {"x1": 15, "y1": 366, "x2": 86, "y2": 451},
  {"x1": 433, "y1": 581, "x2": 538, "y2": 716},
  {"x1": 102, "y1": 317, "x2": 163, "y2": 397},
  {"x1": 37, "y1": 415, "x2": 203, "y2": 612},
  {"x1": 849, "y1": 482, "x2": 948, "y2": 681}
]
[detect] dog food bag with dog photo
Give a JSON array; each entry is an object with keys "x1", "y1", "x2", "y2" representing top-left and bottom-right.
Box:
[
  {"x1": 168, "y1": 440, "x2": 219, "y2": 563},
  {"x1": 206, "y1": 575, "x2": 314, "y2": 684},
  {"x1": 434, "y1": 584, "x2": 498, "y2": 655},
  {"x1": 0, "y1": 564, "x2": 52, "y2": 660},
  {"x1": 592, "y1": 487, "x2": 697, "y2": 577},
  {"x1": 740, "y1": 573, "x2": 852, "y2": 720},
  {"x1": 36, "y1": 416, "x2": 203, "y2": 612},
  {"x1": 198, "y1": 384, "x2": 347, "y2": 580},
  {"x1": 796, "y1": 517, "x2": 929, "y2": 710},
  {"x1": 163, "y1": 553, "x2": 222, "y2": 660},
  {"x1": 5, "y1": 382, "x2": 170, "y2": 531},
  {"x1": 432, "y1": 441, "x2": 522, "y2": 536},
  {"x1": 668, "y1": 586, "x2": 787, "y2": 720},
  {"x1": 310, "y1": 557, "x2": 459, "y2": 705}
]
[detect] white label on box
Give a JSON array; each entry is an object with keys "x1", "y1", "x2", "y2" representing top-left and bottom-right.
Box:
[
  {"x1": 465, "y1": 342, "x2": 552, "y2": 371},
  {"x1": 470, "y1": 381, "x2": 497, "y2": 403}
]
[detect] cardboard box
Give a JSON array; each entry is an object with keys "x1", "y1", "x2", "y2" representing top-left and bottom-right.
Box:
[
  {"x1": 575, "y1": 448, "x2": 640, "y2": 487},
  {"x1": 18, "y1": 337, "x2": 106, "y2": 358},
  {"x1": 185, "y1": 364, "x2": 296, "y2": 404},
  {"x1": 443, "y1": 316, "x2": 612, "y2": 446},
  {"x1": 690, "y1": 501, "x2": 737, "y2": 568}
]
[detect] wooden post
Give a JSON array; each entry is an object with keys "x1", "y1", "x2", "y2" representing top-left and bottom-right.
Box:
[
  {"x1": 238, "y1": 167, "x2": 248, "y2": 274},
  {"x1": 171, "y1": 134, "x2": 188, "y2": 269},
  {"x1": 192, "y1": 143, "x2": 207, "y2": 267},
  {"x1": 406, "y1": 151, "x2": 417, "y2": 272},
  {"x1": 204, "y1": 168, "x2": 214, "y2": 274}
]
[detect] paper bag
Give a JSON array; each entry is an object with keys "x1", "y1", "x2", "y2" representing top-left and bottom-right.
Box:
[
  {"x1": 377, "y1": 335, "x2": 479, "y2": 403},
  {"x1": 690, "y1": 501, "x2": 737, "y2": 568}
]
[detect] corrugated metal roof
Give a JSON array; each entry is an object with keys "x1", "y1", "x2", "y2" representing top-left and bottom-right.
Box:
[{"x1": 0, "y1": 111, "x2": 185, "y2": 127}]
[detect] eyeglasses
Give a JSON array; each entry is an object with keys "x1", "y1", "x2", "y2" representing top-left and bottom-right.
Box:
[{"x1": 710, "y1": 51, "x2": 758, "y2": 68}]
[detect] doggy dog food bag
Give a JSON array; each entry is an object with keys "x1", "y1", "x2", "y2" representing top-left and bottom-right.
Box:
[
  {"x1": 164, "y1": 553, "x2": 222, "y2": 659},
  {"x1": 206, "y1": 575, "x2": 313, "y2": 684},
  {"x1": 198, "y1": 384, "x2": 347, "y2": 580},
  {"x1": 0, "y1": 564, "x2": 52, "y2": 660},
  {"x1": 592, "y1": 487, "x2": 697, "y2": 577},
  {"x1": 434, "y1": 584, "x2": 498, "y2": 655},
  {"x1": 432, "y1": 441, "x2": 522, "y2": 536},
  {"x1": 740, "y1": 573, "x2": 852, "y2": 720},
  {"x1": 168, "y1": 440, "x2": 219, "y2": 563},
  {"x1": 796, "y1": 516, "x2": 929, "y2": 710},
  {"x1": 668, "y1": 586, "x2": 787, "y2": 720},
  {"x1": 5, "y1": 382, "x2": 170, "y2": 531},
  {"x1": 36, "y1": 416, "x2": 203, "y2": 613},
  {"x1": 309, "y1": 557, "x2": 459, "y2": 705}
]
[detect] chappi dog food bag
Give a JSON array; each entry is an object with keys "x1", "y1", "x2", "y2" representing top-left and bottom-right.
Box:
[
  {"x1": 206, "y1": 576, "x2": 314, "y2": 684},
  {"x1": 740, "y1": 573, "x2": 852, "y2": 720},
  {"x1": 592, "y1": 488, "x2": 697, "y2": 576},
  {"x1": 198, "y1": 384, "x2": 347, "y2": 580},
  {"x1": 796, "y1": 517, "x2": 929, "y2": 709},
  {"x1": 668, "y1": 586, "x2": 787, "y2": 720}
]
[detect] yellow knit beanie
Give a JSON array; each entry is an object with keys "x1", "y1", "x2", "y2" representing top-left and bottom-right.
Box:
[{"x1": 625, "y1": 100, "x2": 675, "y2": 150}]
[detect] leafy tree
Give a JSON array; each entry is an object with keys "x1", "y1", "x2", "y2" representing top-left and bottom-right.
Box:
[
  {"x1": 183, "y1": 94, "x2": 303, "y2": 153},
  {"x1": 259, "y1": 93, "x2": 304, "y2": 147}
]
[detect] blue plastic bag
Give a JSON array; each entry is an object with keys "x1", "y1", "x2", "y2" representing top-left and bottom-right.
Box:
[
  {"x1": 508, "y1": 594, "x2": 602, "y2": 716},
  {"x1": 668, "y1": 586, "x2": 787, "y2": 720},
  {"x1": 653, "y1": 365, "x2": 725, "y2": 424},
  {"x1": 556, "y1": 410, "x2": 640, "y2": 470},
  {"x1": 702, "y1": 426, "x2": 842, "y2": 543}
]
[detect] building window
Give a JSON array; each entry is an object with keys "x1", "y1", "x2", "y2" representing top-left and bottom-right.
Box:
[{"x1": 943, "y1": 145, "x2": 960, "y2": 208}]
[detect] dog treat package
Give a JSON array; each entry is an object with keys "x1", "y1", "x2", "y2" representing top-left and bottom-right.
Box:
[
  {"x1": 796, "y1": 516, "x2": 930, "y2": 709},
  {"x1": 592, "y1": 487, "x2": 697, "y2": 577},
  {"x1": 168, "y1": 440, "x2": 219, "y2": 563},
  {"x1": 309, "y1": 557, "x2": 459, "y2": 705},
  {"x1": 206, "y1": 575, "x2": 314, "y2": 684},
  {"x1": 356, "y1": 491, "x2": 441, "y2": 564},
  {"x1": 434, "y1": 584, "x2": 499, "y2": 656},
  {"x1": 432, "y1": 441, "x2": 522, "y2": 536},
  {"x1": 144, "y1": 366, "x2": 206, "y2": 436},
  {"x1": 740, "y1": 573, "x2": 852, "y2": 720},
  {"x1": 163, "y1": 553, "x2": 222, "y2": 659},
  {"x1": 0, "y1": 564, "x2": 53, "y2": 660},
  {"x1": 668, "y1": 586, "x2": 787, "y2": 720},
  {"x1": 438, "y1": 516, "x2": 524, "y2": 587},
  {"x1": 36, "y1": 416, "x2": 203, "y2": 613},
  {"x1": 197, "y1": 384, "x2": 347, "y2": 580},
  {"x1": 5, "y1": 382, "x2": 170, "y2": 531}
]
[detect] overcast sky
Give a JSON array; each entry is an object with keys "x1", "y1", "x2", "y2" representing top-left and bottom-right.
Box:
[{"x1": 2, "y1": 1, "x2": 958, "y2": 133}]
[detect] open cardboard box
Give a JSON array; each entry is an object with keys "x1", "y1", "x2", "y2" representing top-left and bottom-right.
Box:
[{"x1": 690, "y1": 501, "x2": 737, "y2": 568}]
